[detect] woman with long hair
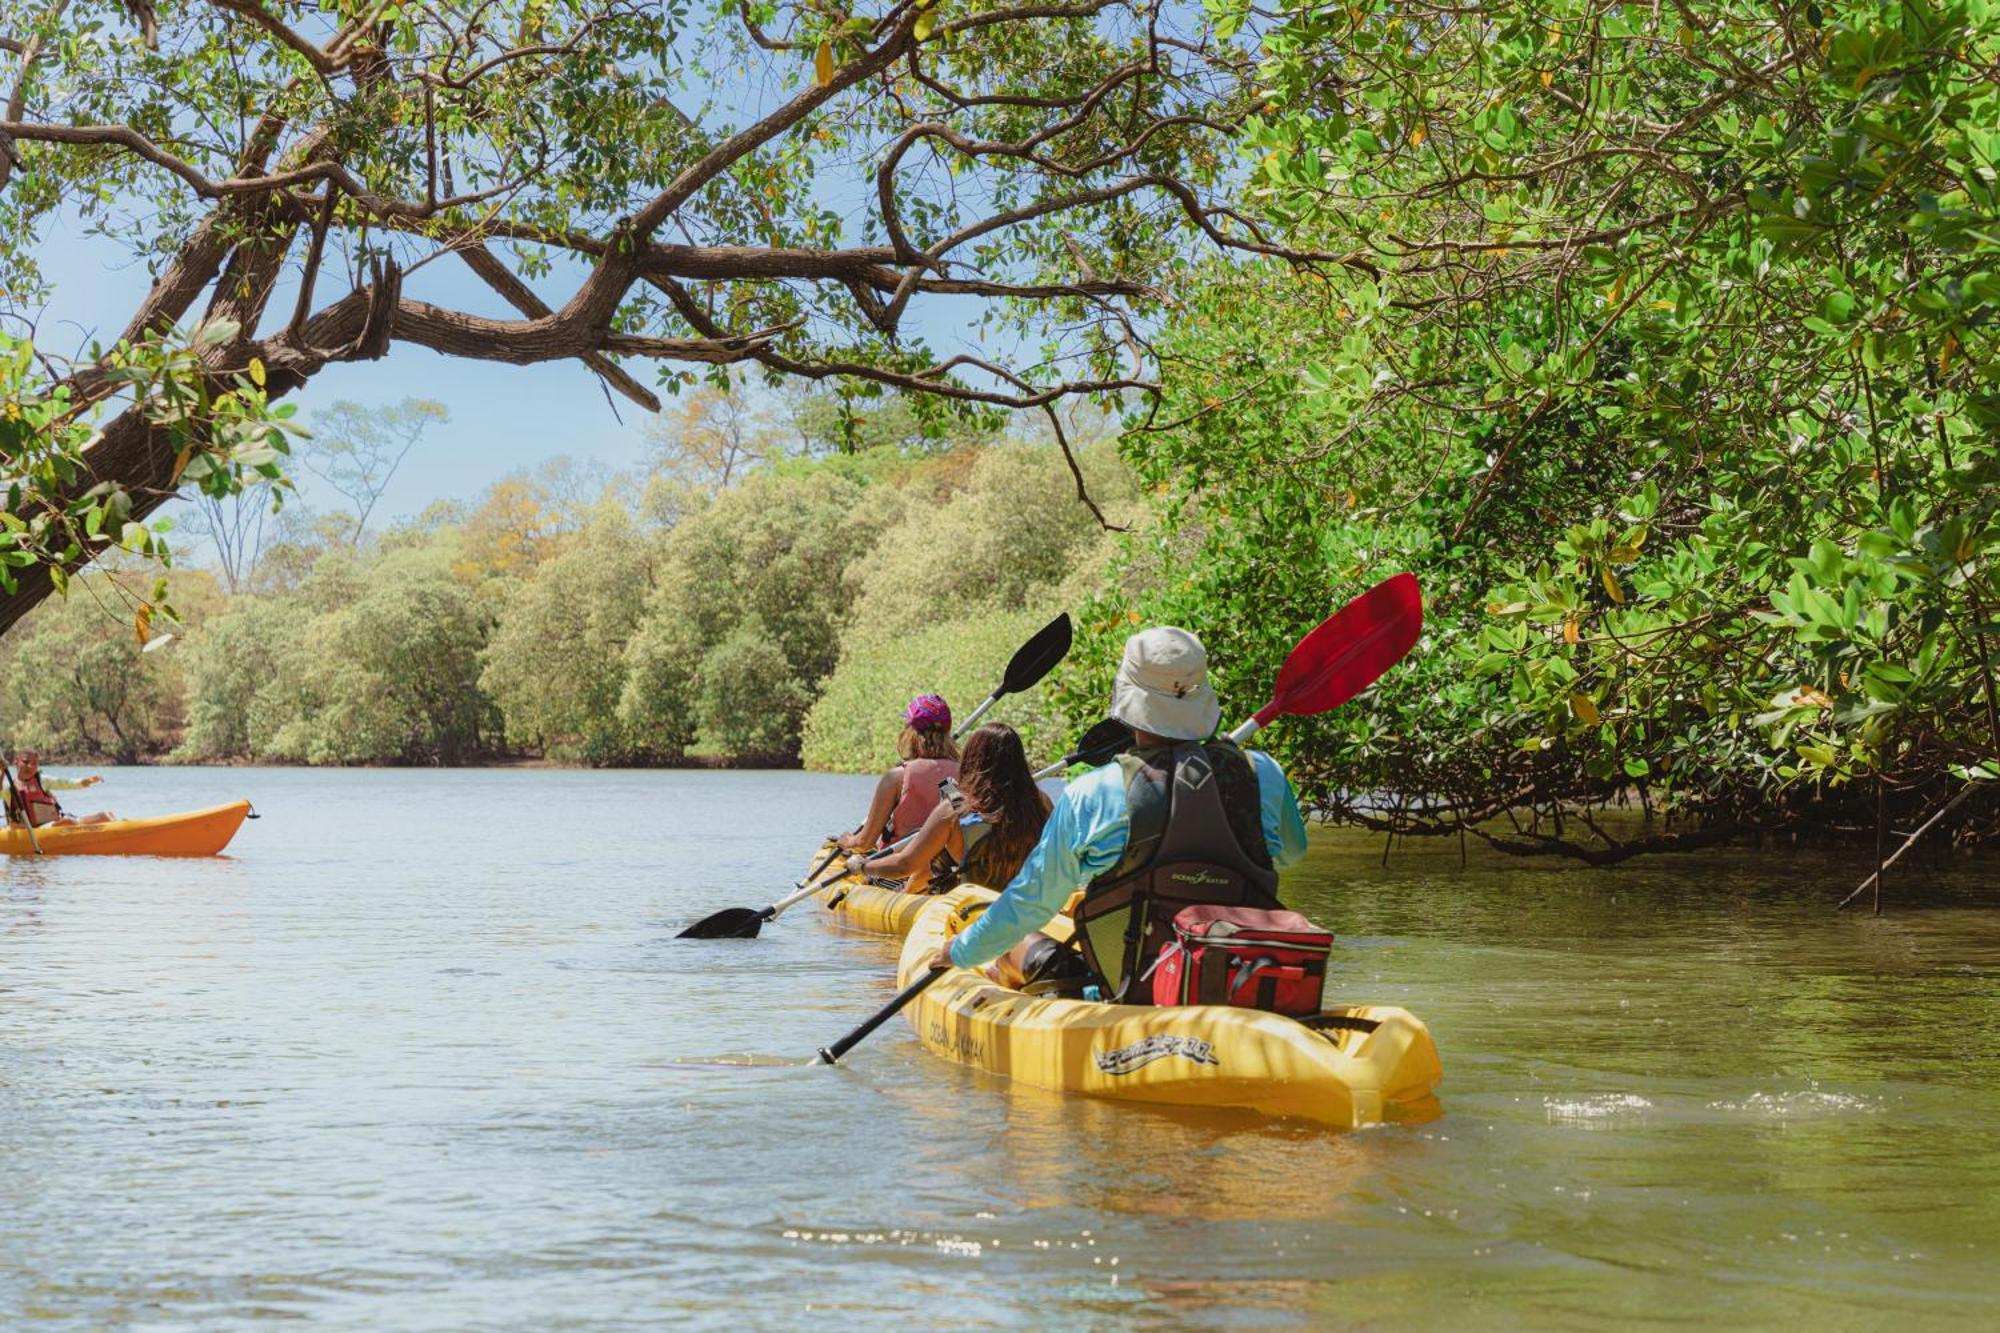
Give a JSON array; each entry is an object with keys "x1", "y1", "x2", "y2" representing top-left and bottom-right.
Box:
[
  {"x1": 836, "y1": 695, "x2": 961, "y2": 852},
  {"x1": 847, "y1": 722, "x2": 1052, "y2": 895}
]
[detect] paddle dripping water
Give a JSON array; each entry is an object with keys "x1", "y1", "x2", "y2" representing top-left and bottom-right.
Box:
[{"x1": 2, "y1": 767, "x2": 1996, "y2": 1325}]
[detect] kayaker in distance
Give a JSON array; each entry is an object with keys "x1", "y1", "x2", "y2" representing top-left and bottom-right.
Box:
[
  {"x1": 926, "y1": 627, "x2": 1309, "y2": 996},
  {"x1": 5, "y1": 751, "x2": 115, "y2": 827},
  {"x1": 846, "y1": 722, "x2": 1053, "y2": 895},
  {"x1": 836, "y1": 694, "x2": 961, "y2": 851}
]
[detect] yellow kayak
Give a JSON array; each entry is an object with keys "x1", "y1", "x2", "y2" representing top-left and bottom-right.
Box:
[
  {"x1": 808, "y1": 843, "x2": 939, "y2": 937},
  {"x1": 897, "y1": 887, "x2": 1444, "y2": 1129},
  {"x1": 0, "y1": 801, "x2": 252, "y2": 857}
]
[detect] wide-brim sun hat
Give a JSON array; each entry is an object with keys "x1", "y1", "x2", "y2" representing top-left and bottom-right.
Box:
[{"x1": 1108, "y1": 626, "x2": 1222, "y2": 741}]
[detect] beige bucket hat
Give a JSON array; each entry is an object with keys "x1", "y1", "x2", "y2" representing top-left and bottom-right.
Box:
[{"x1": 1108, "y1": 627, "x2": 1222, "y2": 741}]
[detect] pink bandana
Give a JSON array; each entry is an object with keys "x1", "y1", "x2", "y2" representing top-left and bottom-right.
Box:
[{"x1": 903, "y1": 694, "x2": 951, "y2": 731}]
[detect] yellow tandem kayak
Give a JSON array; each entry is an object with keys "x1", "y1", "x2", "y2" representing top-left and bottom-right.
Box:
[
  {"x1": 808, "y1": 843, "x2": 939, "y2": 937},
  {"x1": 896, "y1": 886, "x2": 1444, "y2": 1129},
  {"x1": 0, "y1": 801, "x2": 252, "y2": 857}
]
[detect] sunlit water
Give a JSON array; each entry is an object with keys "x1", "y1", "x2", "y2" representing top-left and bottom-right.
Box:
[{"x1": 3, "y1": 768, "x2": 1996, "y2": 1328}]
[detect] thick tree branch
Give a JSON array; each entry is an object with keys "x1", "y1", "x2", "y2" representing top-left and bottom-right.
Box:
[{"x1": 458, "y1": 244, "x2": 661, "y2": 411}]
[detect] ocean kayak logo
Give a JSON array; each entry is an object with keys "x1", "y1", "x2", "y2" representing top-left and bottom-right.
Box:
[{"x1": 1094, "y1": 1034, "x2": 1219, "y2": 1076}]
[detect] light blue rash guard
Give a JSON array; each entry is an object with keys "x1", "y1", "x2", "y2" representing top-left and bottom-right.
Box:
[{"x1": 948, "y1": 749, "x2": 1310, "y2": 969}]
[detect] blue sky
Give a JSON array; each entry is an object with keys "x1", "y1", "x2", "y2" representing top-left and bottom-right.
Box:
[
  {"x1": 32, "y1": 223, "x2": 665, "y2": 527},
  {"x1": 30, "y1": 206, "x2": 998, "y2": 556}
]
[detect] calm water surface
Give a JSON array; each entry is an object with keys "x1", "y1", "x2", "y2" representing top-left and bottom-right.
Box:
[{"x1": 2, "y1": 768, "x2": 1996, "y2": 1328}]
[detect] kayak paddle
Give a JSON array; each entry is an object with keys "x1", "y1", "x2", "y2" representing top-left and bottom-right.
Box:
[
  {"x1": 0, "y1": 761, "x2": 44, "y2": 855},
  {"x1": 817, "y1": 964, "x2": 948, "y2": 1065},
  {"x1": 1034, "y1": 716, "x2": 1133, "y2": 779},
  {"x1": 1225, "y1": 573, "x2": 1424, "y2": 744},
  {"x1": 812, "y1": 575, "x2": 1424, "y2": 1065},
  {"x1": 821, "y1": 717, "x2": 1133, "y2": 909},
  {"x1": 683, "y1": 718, "x2": 1133, "y2": 939},
  {"x1": 677, "y1": 615, "x2": 1078, "y2": 940},
  {"x1": 951, "y1": 611, "x2": 1073, "y2": 739}
]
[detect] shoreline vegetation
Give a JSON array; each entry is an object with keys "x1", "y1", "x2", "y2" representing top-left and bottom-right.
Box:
[
  {"x1": 4, "y1": 5, "x2": 1996, "y2": 881},
  {"x1": 0, "y1": 393, "x2": 1132, "y2": 784}
]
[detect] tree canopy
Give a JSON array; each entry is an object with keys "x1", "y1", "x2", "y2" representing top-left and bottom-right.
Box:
[
  {"x1": 1063, "y1": 0, "x2": 2000, "y2": 859},
  {"x1": 0, "y1": 0, "x2": 1321, "y2": 633}
]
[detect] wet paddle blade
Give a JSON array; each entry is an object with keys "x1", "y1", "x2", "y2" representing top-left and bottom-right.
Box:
[
  {"x1": 1256, "y1": 573, "x2": 1423, "y2": 726},
  {"x1": 676, "y1": 907, "x2": 766, "y2": 940},
  {"x1": 998, "y1": 612, "x2": 1073, "y2": 696}
]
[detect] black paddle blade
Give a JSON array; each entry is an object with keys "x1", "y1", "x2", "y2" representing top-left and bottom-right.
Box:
[
  {"x1": 676, "y1": 907, "x2": 766, "y2": 940},
  {"x1": 999, "y1": 612, "x2": 1073, "y2": 696},
  {"x1": 1068, "y1": 717, "x2": 1133, "y2": 767}
]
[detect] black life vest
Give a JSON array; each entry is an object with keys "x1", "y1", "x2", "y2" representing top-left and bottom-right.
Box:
[{"x1": 1071, "y1": 739, "x2": 1281, "y2": 1001}]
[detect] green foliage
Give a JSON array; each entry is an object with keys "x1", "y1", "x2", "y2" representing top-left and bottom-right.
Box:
[
  {"x1": 621, "y1": 467, "x2": 889, "y2": 757},
  {"x1": 803, "y1": 442, "x2": 1135, "y2": 770},
  {"x1": 803, "y1": 606, "x2": 1076, "y2": 773},
  {"x1": 845, "y1": 443, "x2": 1135, "y2": 635},
  {"x1": 0, "y1": 327, "x2": 301, "y2": 608},
  {"x1": 176, "y1": 595, "x2": 315, "y2": 761},
  {"x1": 258, "y1": 544, "x2": 500, "y2": 766},
  {"x1": 175, "y1": 543, "x2": 498, "y2": 766},
  {"x1": 481, "y1": 505, "x2": 659, "y2": 763},
  {"x1": 693, "y1": 620, "x2": 812, "y2": 757},
  {"x1": 1084, "y1": 0, "x2": 2000, "y2": 851},
  {"x1": 0, "y1": 574, "x2": 188, "y2": 762}
]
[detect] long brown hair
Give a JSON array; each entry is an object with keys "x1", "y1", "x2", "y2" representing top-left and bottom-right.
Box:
[
  {"x1": 958, "y1": 723, "x2": 1048, "y2": 867},
  {"x1": 896, "y1": 724, "x2": 959, "y2": 762}
]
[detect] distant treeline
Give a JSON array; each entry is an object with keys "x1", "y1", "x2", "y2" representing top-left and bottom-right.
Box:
[{"x1": 0, "y1": 432, "x2": 1132, "y2": 772}]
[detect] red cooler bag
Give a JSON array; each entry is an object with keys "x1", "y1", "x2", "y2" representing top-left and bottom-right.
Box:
[{"x1": 1147, "y1": 904, "x2": 1334, "y2": 1016}]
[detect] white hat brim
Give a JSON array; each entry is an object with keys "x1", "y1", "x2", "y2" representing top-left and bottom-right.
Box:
[{"x1": 1110, "y1": 676, "x2": 1223, "y2": 742}]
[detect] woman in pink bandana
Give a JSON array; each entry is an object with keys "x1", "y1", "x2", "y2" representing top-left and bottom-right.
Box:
[{"x1": 837, "y1": 694, "x2": 961, "y2": 851}]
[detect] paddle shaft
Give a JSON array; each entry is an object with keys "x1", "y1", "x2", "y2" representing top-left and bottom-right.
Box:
[
  {"x1": 763, "y1": 872, "x2": 834, "y2": 921},
  {"x1": 822, "y1": 732, "x2": 1111, "y2": 896},
  {"x1": 951, "y1": 693, "x2": 998, "y2": 740},
  {"x1": 816, "y1": 965, "x2": 948, "y2": 1064},
  {"x1": 1031, "y1": 752, "x2": 1073, "y2": 780},
  {"x1": 799, "y1": 841, "x2": 847, "y2": 890}
]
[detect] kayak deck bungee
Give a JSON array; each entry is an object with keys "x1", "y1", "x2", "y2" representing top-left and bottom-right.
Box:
[
  {"x1": 0, "y1": 800, "x2": 252, "y2": 857},
  {"x1": 807, "y1": 842, "x2": 939, "y2": 937},
  {"x1": 896, "y1": 886, "x2": 1444, "y2": 1129}
]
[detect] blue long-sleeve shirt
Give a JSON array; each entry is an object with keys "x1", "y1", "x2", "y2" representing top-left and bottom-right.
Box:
[{"x1": 948, "y1": 749, "x2": 1310, "y2": 968}]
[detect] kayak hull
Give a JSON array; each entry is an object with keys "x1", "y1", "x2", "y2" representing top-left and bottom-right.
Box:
[
  {"x1": 0, "y1": 800, "x2": 252, "y2": 857},
  {"x1": 897, "y1": 887, "x2": 1444, "y2": 1129},
  {"x1": 808, "y1": 843, "x2": 937, "y2": 937}
]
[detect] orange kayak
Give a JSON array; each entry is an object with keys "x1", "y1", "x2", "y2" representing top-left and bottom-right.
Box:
[{"x1": 0, "y1": 801, "x2": 252, "y2": 856}]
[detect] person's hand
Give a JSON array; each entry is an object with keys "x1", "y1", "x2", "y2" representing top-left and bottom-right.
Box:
[
  {"x1": 835, "y1": 832, "x2": 865, "y2": 852},
  {"x1": 844, "y1": 854, "x2": 870, "y2": 876},
  {"x1": 927, "y1": 943, "x2": 955, "y2": 972},
  {"x1": 82, "y1": 776, "x2": 103, "y2": 787}
]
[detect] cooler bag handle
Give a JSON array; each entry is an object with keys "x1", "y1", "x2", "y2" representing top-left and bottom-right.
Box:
[{"x1": 1227, "y1": 956, "x2": 1306, "y2": 1002}]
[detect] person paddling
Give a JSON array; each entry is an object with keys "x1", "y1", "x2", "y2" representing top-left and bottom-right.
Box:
[
  {"x1": 926, "y1": 627, "x2": 1308, "y2": 996},
  {"x1": 5, "y1": 751, "x2": 114, "y2": 827},
  {"x1": 847, "y1": 722, "x2": 1053, "y2": 896},
  {"x1": 837, "y1": 695, "x2": 961, "y2": 852}
]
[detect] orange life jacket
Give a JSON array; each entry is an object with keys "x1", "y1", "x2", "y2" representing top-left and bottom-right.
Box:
[{"x1": 13, "y1": 771, "x2": 61, "y2": 827}]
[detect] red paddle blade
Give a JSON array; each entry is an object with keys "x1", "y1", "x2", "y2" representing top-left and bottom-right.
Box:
[{"x1": 1254, "y1": 573, "x2": 1423, "y2": 727}]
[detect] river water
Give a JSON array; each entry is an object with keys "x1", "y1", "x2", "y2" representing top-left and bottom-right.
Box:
[{"x1": 2, "y1": 767, "x2": 1995, "y2": 1328}]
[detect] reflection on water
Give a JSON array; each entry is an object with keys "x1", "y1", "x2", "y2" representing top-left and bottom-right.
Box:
[{"x1": 2, "y1": 766, "x2": 1996, "y2": 1326}]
